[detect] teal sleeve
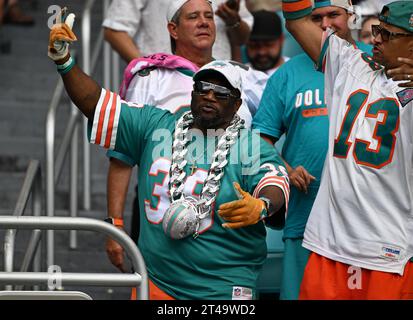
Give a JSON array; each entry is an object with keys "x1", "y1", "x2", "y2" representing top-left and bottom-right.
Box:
[
  {"x1": 114, "y1": 104, "x2": 170, "y2": 165},
  {"x1": 282, "y1": 0, "x2": 312, "y2": 20},
  {"x1": 247, "y1": 138, "x2": 287, "y2": 193},
  {"x1": 237, "y1": 131, "x2": 288, "y2": 195},
  {"x1": 245, "y1": 136, "x2": 289, "y2": 230},
  {"x1": 106, "y1": 149, "x2": 136, "y2": 167},
  {"x1": 88, "y1": 103, "x2": 169, "y2": 166}
]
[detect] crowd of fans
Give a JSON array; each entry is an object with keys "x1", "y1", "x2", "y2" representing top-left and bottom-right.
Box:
[{"x1": 44, "y1": 0, "x2": 413, "y2": 300}]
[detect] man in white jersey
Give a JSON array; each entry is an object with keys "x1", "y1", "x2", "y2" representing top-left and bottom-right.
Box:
[
  {"x1": 102, "y1": 0, "x2": 253, "y2": 62},
  {"x1": 282, "y1": 0, "x2": 413, "y2": 299},
  {"x1": 106, "y1": 0, "x2": 267, "y2": 273}
]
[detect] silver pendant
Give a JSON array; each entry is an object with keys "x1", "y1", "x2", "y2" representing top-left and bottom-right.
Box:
[{"x1": 162, "y1": 197, "x2": 200, "y2": 240}]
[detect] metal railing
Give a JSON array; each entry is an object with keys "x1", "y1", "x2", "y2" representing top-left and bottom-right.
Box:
[
  {"x1": 3, "y1": 160, "x2": 42, "y2": 291},
  {"x1": 0, "y1": 216, "x2": 148, "y2": 300},
  {"x1": 0, "y1": 290, "x2": 93, "y2": 300},
  {"x1": 45, "y1": 0, "x2": 105, "y2": 267},
  {"x1": 81, "y1": 0, "x2": 94, "y2": 213}
]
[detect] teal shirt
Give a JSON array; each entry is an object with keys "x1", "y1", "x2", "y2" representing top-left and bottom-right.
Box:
[
  {"x1": 90, "y1": 104, "x2": 287, "y2": 299},
  {"x1": 252, "y1": 43, "x2": 372, "y2": 240}
]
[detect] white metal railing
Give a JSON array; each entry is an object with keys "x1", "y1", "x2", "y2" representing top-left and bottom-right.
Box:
[
  {"x1": 3, "y1": 160, "x2": 42, "y2": 291},
  {"x1": 82, "y1": 0, "x2": 120, "y2": 211},
  {"x1": 45, "y1": 1, "x2": 107, "y2": 267},
  {"x1": 0, "y1": 290, "x2": 93, "y2": 300},
  {"x1": 45, "y1": 76, "x2": 79, "y2": 267},
  {"x1": 81, "y1": 0, "x2": 94, "y2": 214},
  {"x1": 0, "y1": 216, "x2": 149, "y2": 300}
]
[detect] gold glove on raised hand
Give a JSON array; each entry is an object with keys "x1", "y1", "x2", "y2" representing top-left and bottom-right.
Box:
[
  {"x1": 48, "y1": 7, "x2": 77, "y2": 62},
  {"x1": 218, "y1": 182, "x2": 266, "y2": 229}
]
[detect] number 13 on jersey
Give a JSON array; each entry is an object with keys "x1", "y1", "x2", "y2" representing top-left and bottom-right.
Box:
[{"x1": 333, "y1": 89, "x2": 400, "y2": 169}]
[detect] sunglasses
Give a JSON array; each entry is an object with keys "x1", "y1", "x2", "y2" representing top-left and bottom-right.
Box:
[
  {"x1": 371, "y1": 24, "x2": 413, "y2": 41},
  {"x1": 193, "y1": 81, "x2": 238, "y2": 100}
]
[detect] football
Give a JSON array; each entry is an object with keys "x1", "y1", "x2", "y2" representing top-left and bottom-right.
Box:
[{"x1": 162, "y1": 198, "x2": 200, "y2": 240}]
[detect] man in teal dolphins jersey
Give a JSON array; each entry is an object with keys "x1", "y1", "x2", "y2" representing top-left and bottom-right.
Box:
[
  {"x1": 47, "y1": 9, "x2": 290, "y2": 299},
  {"x1": 252, "y1": 0, "x2": 372, "y2": 300},
  {"x1": 104, "y1": 0, "x2": 267, "y2": 274}
]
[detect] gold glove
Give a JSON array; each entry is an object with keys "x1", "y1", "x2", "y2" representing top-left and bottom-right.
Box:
[
  {"x1": 48, "y1": 7, "x2": 77, "y2": 61},
  {"x1": 218, "y1": 182, "x2": 266, "y2": 229}
]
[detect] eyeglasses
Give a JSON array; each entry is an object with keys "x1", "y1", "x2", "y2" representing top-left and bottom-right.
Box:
[
  {"x1": 193, "y1": 81, "x2": 238, "y2": 100},
  {"x1": 371, "y1": 24, "x2": 413, "y2": 41}
]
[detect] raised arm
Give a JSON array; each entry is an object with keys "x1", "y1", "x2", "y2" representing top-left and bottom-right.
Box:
[
  {"x1": 48, "y1": 9, "x2": 101, "y2": 119},
  {"x1": 216, "y1": 0, "x2": 251, "y2": 46},
  {"x1": 103, "y1": 28, "x2": 140, "y2": 63},
  {"x1": 56, "y1": 57, "x2": 101, "y2": 120},
  {"x1": 282, "y1": 0, "x2": 323, "y2": 63}
]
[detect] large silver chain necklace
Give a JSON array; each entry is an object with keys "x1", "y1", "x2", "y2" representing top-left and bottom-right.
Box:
[{"x1": 162, "y1": 111, "x2": 244, "y2": 240}]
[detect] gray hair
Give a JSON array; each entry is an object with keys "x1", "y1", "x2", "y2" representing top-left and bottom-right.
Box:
[
  {"x1": 169, "y1": 0, "x2": 213, "y2": 54},
  {"x1": 169, "y1": 8, "x2": 182, "y2": 54}
]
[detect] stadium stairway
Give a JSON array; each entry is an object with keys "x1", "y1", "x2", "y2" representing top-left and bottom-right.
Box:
[{"x1": 0, "y1": 0, "x2": 133, "y2": 299}]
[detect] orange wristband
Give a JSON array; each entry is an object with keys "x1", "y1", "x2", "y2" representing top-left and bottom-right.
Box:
[{"x1": 105, "y1": 217, "x2": 124, "y2": 227}]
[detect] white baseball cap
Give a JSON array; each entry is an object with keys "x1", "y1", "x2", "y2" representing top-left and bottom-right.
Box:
[
  {"x1": 313, "y1": 0, "x2": 353, "y2": 11},
  {"x1": 166, "y1": 0, "x2": 212, "y2": 22},
  {"x1": 193, "y1": 60, "x2": 242, "y2": 92}
]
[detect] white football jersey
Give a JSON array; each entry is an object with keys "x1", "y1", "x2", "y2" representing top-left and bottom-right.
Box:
[
  {"x1": 303, "y1": 32, "x2": 413, "y2": 275},
  {"x1": 124, "y1": 67, "x2": 193, "y2": 113},
  {"x1": 237, "y1": 65, "x2": 269, "y2": 117}
]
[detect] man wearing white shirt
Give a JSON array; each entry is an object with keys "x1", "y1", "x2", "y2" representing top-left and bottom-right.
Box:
[{"x1": 103, "y1": 0, "x2": 253, "y2": 62}]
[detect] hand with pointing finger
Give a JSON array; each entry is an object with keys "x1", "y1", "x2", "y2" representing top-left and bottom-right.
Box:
[{"x1": 48, "y1": 7, "x2": 77, "y2": 62}]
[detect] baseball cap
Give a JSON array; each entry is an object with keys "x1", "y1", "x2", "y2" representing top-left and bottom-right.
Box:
[
  {"x1": 166, "y1": 0, "x2": 212, "y2": 22},
  {"x1": 313, "y1": 0, "x2": 352, "y2": 10},
  {"x1": 379, "y1": 1, "x2": 413, "y2": 34},
  {"x1": 193, "y1": 60, "x2": 242, "y2": 92},
  {"x1": 167, "y1": 0, "x2": 188, "y2": 21},
  {"x1": 249, "y1": 11, "x2": 282, "y2": 41}
]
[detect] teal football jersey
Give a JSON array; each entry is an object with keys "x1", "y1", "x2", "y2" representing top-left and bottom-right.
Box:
[{"x1": 89, "y1": 89, "x2": 290, "y2": 299}]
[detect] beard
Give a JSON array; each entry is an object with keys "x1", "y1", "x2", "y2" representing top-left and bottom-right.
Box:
[
  {"x1": 192, "y1": 111, "x2": 227, "y2": 130},
  {"x1": 248, "y1": 52, "x2": 282, "y2": 72},
  {"x1": 191, "y1": 103, "x2": 223, "y2": 130}
]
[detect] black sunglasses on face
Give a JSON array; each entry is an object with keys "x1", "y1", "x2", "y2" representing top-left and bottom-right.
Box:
[
  {"x1": 193, "y1": 81, "x2": 238, "y2": 100},
  {"x1": 371, "y1": 24, "x2": 413, "y2": 41}
]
